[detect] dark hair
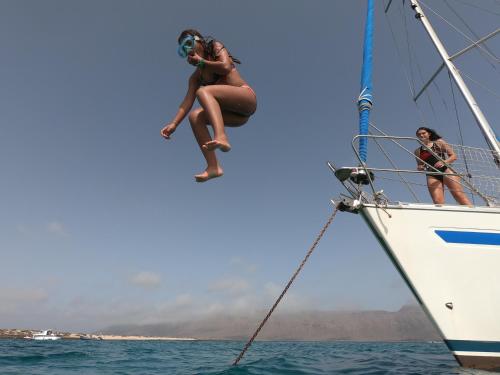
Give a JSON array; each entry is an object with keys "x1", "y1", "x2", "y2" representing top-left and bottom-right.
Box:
[
  {"x1": 416, "y1": 127, "x2": 442, "y2": 141},
  {"x1": 177, "y1": 29, "x2": 241, "y2": 64}
]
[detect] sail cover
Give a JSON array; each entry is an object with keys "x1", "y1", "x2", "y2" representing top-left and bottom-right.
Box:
[{"x1": 358, "y1": 0, "x2": 374, "y2": 163}]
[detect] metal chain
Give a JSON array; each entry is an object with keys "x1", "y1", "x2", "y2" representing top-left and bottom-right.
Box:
[{"x1": 232, "y1": 208, "x2": 339, "y2": 366}]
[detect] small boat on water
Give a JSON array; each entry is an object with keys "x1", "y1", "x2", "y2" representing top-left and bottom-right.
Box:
[
  {"x1": 79, "y1": 334, "x2": 103, "y2": 340},
  {"x1": 24, "y1": 330, "x2": 62, "y2": 340}
]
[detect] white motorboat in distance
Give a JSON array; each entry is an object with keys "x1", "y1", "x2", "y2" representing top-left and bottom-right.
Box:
[{"x1": 24, "y1": 330, "x2": 62, "y2": 340}]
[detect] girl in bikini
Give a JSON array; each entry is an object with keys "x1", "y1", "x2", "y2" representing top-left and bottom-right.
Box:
[
  {"x1": 161, "y1": 29, "x2": 257, "y2": 182},
  {"x1": 414, "y1": 127, "x2": 471, "y2": 205}
]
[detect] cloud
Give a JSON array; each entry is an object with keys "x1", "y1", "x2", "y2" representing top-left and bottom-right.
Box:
[
  {"x1": 0, "y1": 287, "x2": 49, "y2": 313},
  {"x1": 174, "y1": 294, "x2": 193, "y2": 307},
  {"x1": 130, "y1": 272, "x2": 162, "y2": 289},
  {"x1": 230, "y1": 257, "x2": 257, "y2": 273},
  {"x1": 47, "y1": 221, "x2": 68, "y2": 237},
  {"x1": 263, "y1": 282, "x2": 312, "y2": 312},
  {"x1": 264, "y1": 282, "x2": 282, "y2": 298},
  {"x1": 208, "y1": 278, "x2": 250, "y2": 295}
]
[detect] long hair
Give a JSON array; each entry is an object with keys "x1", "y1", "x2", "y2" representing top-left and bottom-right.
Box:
[
  {"x1": 416, "y1": 127, "x2": 442, "y2": 141},
  {"x1": 177, "y1": 29, "x2": 241, "y2": 64}
]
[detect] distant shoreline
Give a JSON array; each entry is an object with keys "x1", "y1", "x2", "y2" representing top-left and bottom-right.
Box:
[
  {"x1": 0, "y1": 328, "x2": 441, "y2": 342},
  {"x1": 81, "y1": 334, "x2": 197, "y2": 341},
  {"x1": 0, "y1": 329, "x2": 197, "y2": 341},
  {"x1": 0, "y1": 306, "x2": 441, "y2": 342}
]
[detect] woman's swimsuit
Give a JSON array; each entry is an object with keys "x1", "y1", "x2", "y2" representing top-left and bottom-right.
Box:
[
  {"x1": 419, "y1": 143, "x2": 448, "y2": 181},
  {"x1": 240, "y1": 84, "x2": 257, "y2": 98}
]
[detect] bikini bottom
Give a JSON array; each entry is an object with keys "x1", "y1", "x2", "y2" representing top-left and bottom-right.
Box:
[
  {"x1": 238, "y1": 85, "x2": 257, "y2": 116},
  {"x1": 426, "y1": 166, "x2": 448, "y2": 182},
  {"x1": 240, "y1": 84, "x2": 257, "y2": 98}
]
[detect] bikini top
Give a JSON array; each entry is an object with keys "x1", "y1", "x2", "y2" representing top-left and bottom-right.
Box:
[
  {"x1": 199, "y1": 72, "x2": 220, "y2": 86},
  {"x1": 419, "y1": 142, "x2": 446, "y2": 169}
]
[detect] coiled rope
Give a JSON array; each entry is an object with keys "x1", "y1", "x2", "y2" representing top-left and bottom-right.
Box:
[{"x1": 232, "y1": 207, "x2": 339, "y2": 366}]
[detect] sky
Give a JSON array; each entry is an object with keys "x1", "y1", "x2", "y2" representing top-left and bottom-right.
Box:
[{"x1": 1, "y1": 0, "x2": 499, "y2": 332}]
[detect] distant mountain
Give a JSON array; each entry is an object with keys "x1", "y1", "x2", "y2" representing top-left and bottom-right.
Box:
[{"x1": 102, "y1": 305, "x2": 441, "y2": 341}]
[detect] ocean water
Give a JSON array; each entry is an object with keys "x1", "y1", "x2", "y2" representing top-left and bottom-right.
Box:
[{"x1": 0, "y1": 340, "x2": 490, "y2": 374}]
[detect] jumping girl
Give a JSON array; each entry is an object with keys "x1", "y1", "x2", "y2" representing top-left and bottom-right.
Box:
[{"x1": 161, "y1": 29, "x2": 257, "y2": 182}]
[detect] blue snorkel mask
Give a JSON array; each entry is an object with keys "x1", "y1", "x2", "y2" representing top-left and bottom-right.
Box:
[{"x1": 177, "y1": 35, "x2": 201, "y2": 58}]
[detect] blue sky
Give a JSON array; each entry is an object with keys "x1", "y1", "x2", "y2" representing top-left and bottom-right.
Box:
[{"x1": 1, "y1": 0, "x2": 498, "y2": 332}]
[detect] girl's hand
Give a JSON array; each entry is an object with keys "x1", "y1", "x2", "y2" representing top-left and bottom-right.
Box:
[
  {"x1": 187, "y1": 52, "x2": 202, "y2": 66},
  {"x1": 417, "y1": 164, "x2": 425, "y2": 171},
  {"x1": 161, "y1": 123, "x2": 177, "y2": 139},
  {"x1": 434, "y1": 161, "x2": 444, "y2": 168}
]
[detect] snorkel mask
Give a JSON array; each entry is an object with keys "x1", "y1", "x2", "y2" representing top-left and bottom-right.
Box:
[{"x1": 177, "y1": 35, "x2": 201, "y2": 58}]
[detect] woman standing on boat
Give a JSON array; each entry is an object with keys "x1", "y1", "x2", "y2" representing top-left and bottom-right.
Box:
[
  {"x1": 161, "y1": 29, "x2": 257, "y2": 182},
  {"x1": 415, "y1": 127, "x2": 471, "y2": 205}
]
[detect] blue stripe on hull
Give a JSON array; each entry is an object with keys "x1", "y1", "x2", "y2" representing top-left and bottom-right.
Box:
[
  {"x1": 435, "y1": 230, "x2": 500, "y2": 245},
  {"x1": 446, "y1": 340, "x2": 500, "y2": 353}
]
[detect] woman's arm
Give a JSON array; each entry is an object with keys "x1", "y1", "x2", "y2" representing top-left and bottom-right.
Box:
[
  {"x1": 436, "y1": 139, "x2": 457, "y2": 166},
  {"x1": 187, "y1": 42, "x2": 233, "y2": 75},
  {"x1": 161, "y1": 72, "x2": 200, "y2": 139},
  {"x1": 415, "y1": 148, "x2": 425, "y2": 170},
  {"x1": 173, "y1": 72, "x2": 200, "y2": 124}
]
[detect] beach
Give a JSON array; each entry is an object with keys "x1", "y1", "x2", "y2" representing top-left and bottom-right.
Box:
[{"x1": 0, "y1": 329, "x2": 196, "y2": 341}]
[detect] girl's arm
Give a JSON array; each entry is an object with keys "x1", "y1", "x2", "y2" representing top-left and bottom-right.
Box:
[
  {"x1": 187, "y1": 42, "x2": 233, "y2": 75},
  {"x1": 172, "y1": 72, "x2": 200, "y2": 125},
  {"x1": 161, "y1": 72, "x2": 200, "y2": 139}
]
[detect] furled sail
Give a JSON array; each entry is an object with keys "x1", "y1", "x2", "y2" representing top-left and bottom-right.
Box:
[{"x1": 357, "y1": 0, "x2": 374, "y2": 163}]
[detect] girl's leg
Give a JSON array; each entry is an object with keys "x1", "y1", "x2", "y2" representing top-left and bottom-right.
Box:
[
  {"x1": 188, "y1": 108, "x2": 223, "y2": 182},
  {"x1": 195, "y1": 85, "x2": 257, "y2": 152},
  {"x1": 444, "y1": 174, "x2": 472, "y2": 205},
  {"x1": 188, "y1": 108, "x2": 249, "y2": 182},
  {"x1": 427, "y1": 176, "x2": 445, "y2": 204}
]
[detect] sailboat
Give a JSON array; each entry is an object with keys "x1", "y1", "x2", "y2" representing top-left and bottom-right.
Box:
[{"x1": 331, "y1": 0, "x2": 500, "y2": 371}]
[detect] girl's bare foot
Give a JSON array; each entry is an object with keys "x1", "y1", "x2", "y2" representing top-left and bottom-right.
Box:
[
  {"x1": 202, "y1": 139, "x2": 231, "y2": 152},
  {"x1": 194, "y1": 168, "x2": 224, "y2": 183}
]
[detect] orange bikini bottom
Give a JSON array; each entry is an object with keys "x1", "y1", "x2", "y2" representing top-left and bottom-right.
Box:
[{"x1": 240, "y1": 84, "x2": 256, "y2": 98}]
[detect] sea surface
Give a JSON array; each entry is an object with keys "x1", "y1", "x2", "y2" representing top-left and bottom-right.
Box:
[{"x1": 0, "y1": 340, "x2": 492, "y2": 374}]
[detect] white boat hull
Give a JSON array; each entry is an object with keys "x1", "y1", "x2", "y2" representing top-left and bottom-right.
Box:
[
  {"x1": 360, "y1": 203, "x2": 500, "y2": 370},
  {"x1": 32, "y1": 336, "x2": 61, "y2": 341}
]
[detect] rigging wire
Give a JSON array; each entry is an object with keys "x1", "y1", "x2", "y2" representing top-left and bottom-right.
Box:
[
  {"x1": 400, "y1": 3, "x2": 418, "y2": 94},
  {"x1": 419, "y1": 0, "x2": 500, "y2": 64},
  {"x1": 385, "y1": 5, "x2": 416, "y2": 98},
  {"x1": 448, "y1": 71, "x2": 476, "y2": 204},
  {"x1": 420, "y1": 1, "x2": 500, "y2": 134},
  {"x1": 444, "y1": 0, "x2": 500, "y2": 73},
  {"x1": 389, "y1": 1, "x2": 500, "y2": 127},
  {"x1": 460, "y1": 70, "x2": 500, "y2": 101},
  {"x1": 431, "y1": 72, "x2": 452, "y2": 117},
  {"x1": 401, "y1": 2, "x2": 439, "y2": 119},
  {"x1": 450, "y1": 0, "x2": 500, "y2": 17},
  {"x1": 384, "y1": 2, "x2": 427, "y2": 123},
  {"x1": 385, "y1": 0, "x2": 442, "y2": 125}
]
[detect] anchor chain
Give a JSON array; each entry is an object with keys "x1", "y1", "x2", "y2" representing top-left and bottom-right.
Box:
[{"x1": 232, "y1": 207, "x2": 339, "y2": 366}]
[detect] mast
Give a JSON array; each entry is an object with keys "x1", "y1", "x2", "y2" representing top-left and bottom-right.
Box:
[
  {"x1": 358, "y1": 0, "x2": 375, "y2": 163},
  {"x1": 409, "y1": 0, "x2": 500, "y2": 159}
]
